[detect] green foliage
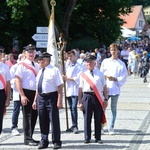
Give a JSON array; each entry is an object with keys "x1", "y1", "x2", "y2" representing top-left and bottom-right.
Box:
[
  {"x1": 69, "y1": 0, "x2": 132, "y2": 47},
  {"x1": 67, "y1": 37, "x2": 101, "y2": 51},
  {"x1": 0, "y1": 0, "x2": 135, "y2": 53},
  {"x1": 132, "y1": 0, "x2": 150, "y2": 7},
  {"x1": 6, "y1": 0, "x2": 28, "y2": 20},
  {"x1": 1, "y1": 0, "x2": 48, "y2": 53},
  {"x1": 147, "y1": 18, "x2": 150, "y2": 24}
]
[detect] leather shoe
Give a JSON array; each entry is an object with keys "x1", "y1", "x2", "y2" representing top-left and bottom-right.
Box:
[
  {"x1": 38, "y1": 144, "x2": 48, "y2": 149},
  {"x1": 84, "y1": 140, "x2": 90, "y2": 144},
  {"x1": 24, "y1": 141, "x2": 38, "y2": 146},
  {"x1": 95, "y1": 140, "x2": 103, "y2": 144},
  {"x1": 33, "y1": 139, "x2": 40, "y2": 144},
  {"x1": 53, "y1": 143, "x2": 61, "y2": 149},
  {"x1": 66, "y1": 128, "x2": 73, "y2": 132}
]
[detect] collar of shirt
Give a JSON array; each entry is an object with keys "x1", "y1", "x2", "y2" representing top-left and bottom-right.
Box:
[
  {"x1": 23, "y1": 58, "x2": 33, "y2": 65},
  {"x1": 70, "y1": 62, "x2": 76, "y2": 67}
]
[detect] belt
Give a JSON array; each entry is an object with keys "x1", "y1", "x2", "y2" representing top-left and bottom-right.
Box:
[
  {"x1": 40, "y1": 91, "x2": 57, "y2": 96},
  {"x1": 84, "y1": 92, "x2": 95, "y2": 95}
]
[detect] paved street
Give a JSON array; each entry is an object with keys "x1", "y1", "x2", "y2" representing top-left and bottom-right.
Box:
[{"x1": 0, "y1": 75, "x2": 150, "y2": 150}]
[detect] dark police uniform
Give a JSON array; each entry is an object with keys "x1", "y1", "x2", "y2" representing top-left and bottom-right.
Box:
[
  {"x1": 36, "y1": 52, "x2": 63, "y2": 149},
  {"x1": 0, "y1": 46, "x2": 11, "y2": 135}
]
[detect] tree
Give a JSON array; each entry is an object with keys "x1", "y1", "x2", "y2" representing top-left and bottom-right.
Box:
[
  {"x1": 67, "y1": 0, "x2": 132, "y2": 48},
  {"x1": 1, "y1": 0, "x2": 133, "y2": 52},
  {"x1": 132, "y1": 0, "x2": 150, "y2": 7}
]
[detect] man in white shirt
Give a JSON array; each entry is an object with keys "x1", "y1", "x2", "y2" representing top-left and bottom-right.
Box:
[
  {"x1": 10, "y1": 54, "x2": 25, "y2": 136},
  {"x1": 15, "y1": 44, "x2": 39, "y2": 146},
  {"x1": 100, "y1": 43, "x2": 128, "y2": 135},
  {"x1": 78, "y1": 54, "x2": 108, "y2": 144},
  {"x1": 120, "y1": 46, "x2": 129, "y2": 68},
  {"x1": 0, "y1": 46, "x2": 11, "y2": 135},
  {"x1": 32, "y1": 52, "x2": 63, "y2": 149},
  {"x1": 62, "y1": 50, "x2": 83, "y2": 134}
]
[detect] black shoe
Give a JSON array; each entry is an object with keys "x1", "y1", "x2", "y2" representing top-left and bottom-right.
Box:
[
  {"x1": 95, "y1": 140, "x2": 103, "y2": 144},
  {"x1": 66, "y1": 128, "x2": 73, "y2": 132},
  {"x1": 84, "y1": 140, "x2": 90, "y2": 144},
  {"x1": 38, "y1": 144, "x2": 48, "y2": 149},
  {"x1": 53, "y1": 143, "x2": 61, "y2": 149},
  {"x1": 33, "y1": 139, "x2": 40, "y2": 144},
  {"x1": 24, "y1": 141, "x2": 38, "y2": 146}
]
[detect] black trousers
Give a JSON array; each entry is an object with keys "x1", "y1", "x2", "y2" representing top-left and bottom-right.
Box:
[
  {"x1": 0, "y1": 89, "x2": 6, "y2": 134},
  {"x1": 82, "y1": 93, "x2": 102, "y2": 141},
  {"x1": 37, "y1": 91, "x2": 61, "y2": 146},
  {"x1": 22, "y1": 89, "x2": 37, "y2": 143}
]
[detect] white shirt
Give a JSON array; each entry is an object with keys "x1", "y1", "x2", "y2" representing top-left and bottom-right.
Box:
[
  {"x1": 100, "y1": 58, "x2": 128, "y2": 95},
  {"x1": 65, "y1": 62, "x2": 83, "y2": 97},
  {"x1": 15, "y1": 59, "x2": 39, "y2": 91},
  {"x1": 121, "y1": 50, "x2": 129, "y2": 60},
  {"x1": 79, "y1": 68, "x2": 106, "y2": 93},
  {"x1": 10, "y1": 63, "x2": 20, "y2": 101},
  {"x1": 0, "y1": 62, "x2": 11, "y2": 89},
  {"x1": 36, "y1": 64, "x2": 63, "y2": 93}
]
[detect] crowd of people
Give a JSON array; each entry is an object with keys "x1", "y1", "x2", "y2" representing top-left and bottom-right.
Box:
[{"x1": 0, "y1": 38, "x2": 150, "y2": 149}]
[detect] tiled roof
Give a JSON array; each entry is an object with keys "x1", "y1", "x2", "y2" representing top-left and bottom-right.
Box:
[{"x1": 120, "y1": 5, "x2": 143, "y2": 29}]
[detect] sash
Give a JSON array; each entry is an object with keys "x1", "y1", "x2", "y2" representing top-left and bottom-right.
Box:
[
  {"x1": 0, "y1": 74, "x2": 6, "y2": 115},
  {"x1": 20, "y1": 62, "x2": 37, "y2": 76},
  {"x1": 82, "y1": 73, "x2": 107, "y2": 125}
]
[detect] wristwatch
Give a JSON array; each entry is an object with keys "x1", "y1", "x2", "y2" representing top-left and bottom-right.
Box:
[{"x1": 104, "y1": 98, "x2": 108, "y2": 101}]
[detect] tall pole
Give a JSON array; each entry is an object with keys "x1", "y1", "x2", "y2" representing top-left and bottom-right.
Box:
[
  {"x1": 59, "y1": 34, "x2": 69, "y2": 130},
  {"x1": 50, "y1": 0, "x2": 69, "y2": 129},
  {"x1": 50, "y1": 0, "x2": 56, "y2": 19}
]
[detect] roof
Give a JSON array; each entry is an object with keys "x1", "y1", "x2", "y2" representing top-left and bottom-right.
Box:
[{"x1": 120, "y1": 5, "x2": 143, "y2": 29}]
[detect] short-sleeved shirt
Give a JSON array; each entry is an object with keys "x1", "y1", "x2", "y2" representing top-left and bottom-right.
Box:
[
  {"x1": 65, "y1": 62, "x2": 83, "y2": 97},
  {"x1": 15, "y1": 59, "x2": 39, "y2": 91},
  {"x1": 36, "y1": 64, "x2": 63, "y2": 93},
  {"x1": 0, "y1": 62, "x2": 11, "y2": 89},
  {"x1": 79, "y1": 68, "x2": 106, "y2": 93}
]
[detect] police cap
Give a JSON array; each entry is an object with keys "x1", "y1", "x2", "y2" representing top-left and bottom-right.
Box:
[
  {"x1": 38, "y1": 52, "x2": 52, "y2": 60},
  {"x1": 84, "y1": 54, "x2": 96, "y2": 61},
  {"x1": 0, "y1": 46, "x2": 5, "y2": 53},
  {"x1": 23, "y1": 44, "x2": 36, "y2": 52}
]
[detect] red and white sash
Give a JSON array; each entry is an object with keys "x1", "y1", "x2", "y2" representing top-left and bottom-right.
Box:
[
  {"x1": 82, "y1": 73, "x2": 107, "y2": 125},
  {"x1": 0, "y1": 74, "x2": 6, "y2": 115},
  {"x1": 20, "y1": 62, "x2": 37, "y2": 76}
]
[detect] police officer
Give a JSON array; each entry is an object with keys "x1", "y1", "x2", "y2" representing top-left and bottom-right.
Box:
[
  {"x1": 15, "y1": 44, "x2": 39, "y2": 146},
  {"x1": 0, "y1": 46, "x2": 11, "y2": 135},
  {"x1": 32, "y1": 52, "x2": 63, "y2": 149},
  {"x1": 78, "y1": 55, "x2": 108, "y2": 144}
]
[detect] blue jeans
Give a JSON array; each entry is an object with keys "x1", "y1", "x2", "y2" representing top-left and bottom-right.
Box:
[
  {"x1": 12, "y1": 101, "x2": 21, "y2": 129},
  {"x1": 108, "y1": 95, "x2": 119, "y2": 129},
  {"x1": 67, "y1": 96, "x2": 78, "y2": 129}
]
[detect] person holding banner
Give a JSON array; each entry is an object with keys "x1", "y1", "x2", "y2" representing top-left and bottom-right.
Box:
[
  {"x1": 0, "y1": 46, "x2": 11, "y2": 135},
  {"x1": 62, "y1": 50, "x2": 83, "y2": 134},
  {"x1": 100, "y1": 43, "x2": 128, "y2": 135},
  {"x1": 15, "y1": 44, "x2": 39, "y2": 146},
  {"x1": 78, "y1": 54, "x2": 108, "y2": 144}
]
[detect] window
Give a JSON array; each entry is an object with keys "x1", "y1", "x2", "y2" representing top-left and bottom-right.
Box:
[{"x1": 139, "y1": 20, "x2": 143, "y2": 27}]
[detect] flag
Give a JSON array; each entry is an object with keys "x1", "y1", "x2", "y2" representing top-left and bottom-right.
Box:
[{"x1": 47, "y1": 15, "x2": 59, "y2": 67}]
